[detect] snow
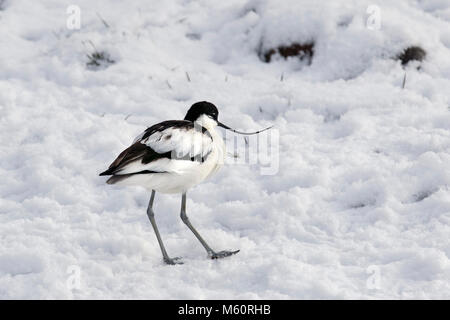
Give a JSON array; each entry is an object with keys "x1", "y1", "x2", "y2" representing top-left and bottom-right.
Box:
[{"x1": 1, "y1": 0, "x2": 450, "y2": 299}]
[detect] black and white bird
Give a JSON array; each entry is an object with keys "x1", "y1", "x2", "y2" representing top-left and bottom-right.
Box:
[{"x1": 100, "y1": 101, "x2": 271, "y2": 265}]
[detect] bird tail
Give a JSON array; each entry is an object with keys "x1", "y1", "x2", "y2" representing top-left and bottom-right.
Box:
[
  {"x1": 105, "y1": 175, "x2": 131, "y2": 184},
  {"x1": 99, "y1": 169, "x2": 113, "y2": 176},
  {"x1": 99, "y1": 168, "x2": 125, "y2": 184},
  {"x1": 101, "y1": 170, "x2": 159, "y2": 184}
]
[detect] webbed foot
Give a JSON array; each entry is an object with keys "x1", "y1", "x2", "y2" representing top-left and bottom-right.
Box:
[{"x1": 209, "y1": 250, "x2": 240, "y2": 259}]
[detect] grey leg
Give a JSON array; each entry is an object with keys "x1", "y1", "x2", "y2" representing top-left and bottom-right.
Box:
[
  {"x1": 180, "y1": 192, "x2": 239, "y2": 259},
  {"x1": 146, "y1": 190, "x2": 182, "y2": 265}
]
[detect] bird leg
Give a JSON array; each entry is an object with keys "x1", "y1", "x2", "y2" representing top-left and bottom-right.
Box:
[
  {"x1": 180, "y1": 192, "x2": 239, "y2": 259},
  {"x1": 146, "y1": 190, "x2": 183, "y2": 265}
]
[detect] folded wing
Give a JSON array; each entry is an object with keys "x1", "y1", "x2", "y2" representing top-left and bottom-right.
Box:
[{"x1": 99, "y1": 120, "x2": 213, "y2": 179}]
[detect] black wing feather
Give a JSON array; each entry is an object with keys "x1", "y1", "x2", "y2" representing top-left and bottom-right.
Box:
[
  {"x1": 140, "y1": 120, "x2": 211, "y2": 140},
  {"x1": 99, "y1": 142, "x2": 170, "y2": 176}
]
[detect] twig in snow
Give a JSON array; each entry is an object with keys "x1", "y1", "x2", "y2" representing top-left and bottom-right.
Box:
[
  {"x1": 52, "y1": 30, "x2": 60, "y2": 40},
  {"x1": 280, "y1": 72, "x2": 284, "y2": 82},
  {"x1": 402, "y1": 72, "x2": 407, "y2": 89},
  {"x1": 125, "y1": 114, "x2": 132, "y2": 120},
  {"x1": 96, "y1": 12, "x2": 110, "y2": 28},
  {"x1": 185, "y1": 71, "x2": 191, "y2": 82},
  {"x1": 87, "y1": 40, "x2": 97, "y2": 51},
  {"x1": 166, "y1": 80, "x2": 173, "y2": 89}
]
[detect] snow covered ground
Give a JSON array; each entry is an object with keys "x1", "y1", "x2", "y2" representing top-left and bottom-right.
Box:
[{"x1": 1, "y1": 0, "x2": 450, "y2": 299}]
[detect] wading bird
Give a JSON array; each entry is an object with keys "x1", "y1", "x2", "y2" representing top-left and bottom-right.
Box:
[{"x1": 100, "y1": 101, "x2": 271, "y2": 264}]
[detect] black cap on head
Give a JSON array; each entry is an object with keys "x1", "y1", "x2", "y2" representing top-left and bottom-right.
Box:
[
  {"x1": 185, "y1": 101, "x2": 273, "y2": 135},
  {"x1": 184, "y1": 101, "x2": 219, "y2": 122}
]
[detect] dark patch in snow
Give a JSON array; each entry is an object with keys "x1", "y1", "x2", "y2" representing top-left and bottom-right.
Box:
[
  {"x1": 186, "y1": 33, "x2": 201, "y2": 40},
  {"x1": 86, "y1": 51, "x2": 115, "y2": 70},
  {"x1": 323, "y1": 113, "x2": 341, "y2": 123},
  {"x1": 397, "y1": 46, "x2": 426, "y2": 66},
  {"x1": 260, "y1": 42, "x2": 314, "y2": 64},
  {"x1": 413, "y1": 189, "x2": 436, "y2": 202},
  {"x1": 349, "y1": 199, "x2": 376, "y2": 209},
  {"x1": 350, "y1": 203, "x2": 368, "y2": 209},
  {"x1": 0, "y1": 0, "x2": 7, "y2": 10},
  {"x1": 337, "y1": 15, "x2": 353, "y2": 27}
]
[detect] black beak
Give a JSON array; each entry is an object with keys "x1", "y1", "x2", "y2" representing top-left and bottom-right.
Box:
[{"x1": 217, "y1": 122, "x2": 273, "y2": 135}]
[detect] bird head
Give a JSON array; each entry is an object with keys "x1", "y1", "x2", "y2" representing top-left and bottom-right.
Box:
[{"x1": 184, "y1": 101, "x2": 272, "y2": 135}]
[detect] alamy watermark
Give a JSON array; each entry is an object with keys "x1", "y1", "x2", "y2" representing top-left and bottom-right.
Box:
[
  {"x1": 366, "y1": 5, "x2": 381, "y2": 30},
  {"x1": 66, "y1": 5, "x2": 81, "y2": 30},
  {"x1": 66, "y1": 265, "x2": 81, "y2": 291},
  {"x1": 366, "y1": 265, "x2": 381, "y2": 290},
  {"x1": 159, "y1": 120, "x2": 280, "y2": 176},
  {"x1": 222, "y1": 128, "x2": 279, "y2": 175}
]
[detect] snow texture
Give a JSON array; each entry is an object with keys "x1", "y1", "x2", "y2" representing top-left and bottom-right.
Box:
[{"x1": 1, "y1": 0, "x2": 449, "y2": 299}]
